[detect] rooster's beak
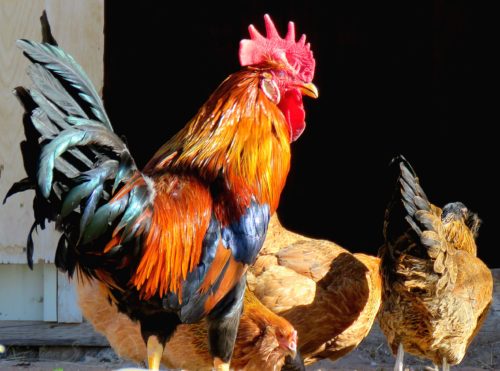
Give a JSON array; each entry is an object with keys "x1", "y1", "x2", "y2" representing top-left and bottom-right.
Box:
[{"x1": 297, "y1": 82, "x2": 319, "y2": 99}]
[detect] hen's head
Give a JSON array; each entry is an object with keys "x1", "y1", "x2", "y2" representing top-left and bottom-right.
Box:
[
  {"x1": 441, "y1": 202, "x2": 481, "y2": 255},
  {"x1": 235, "y1": 290, "x2": 298, "y2": 369},
  {"x1": 244, "y1": 318, "x2": 298, "y2": 370},
  {"x1": 239, "y1": 14, "x2": 318, "y2": 142},
  {"x1": 442, "y1": 202, "x2": 481, "y2": 236},
  {"x1": 275, "y1": 327, "x2": 298, "y2": 358}
]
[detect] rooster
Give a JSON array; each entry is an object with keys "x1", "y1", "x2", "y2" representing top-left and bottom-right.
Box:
[
  {"x1": 77, "y1": 277, "x2": 298, "y2": 370},
  {"x1": 5, "y1": 14, "x2": 317, "y2": 370},
  {"x1": 378, "y1": 157, "x2": 493, "y2": 371}
]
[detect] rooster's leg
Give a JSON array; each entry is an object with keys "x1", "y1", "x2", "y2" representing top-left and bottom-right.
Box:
[
  {"x1": 207, "y1": 276, "x2": 246, "y2": 371},
  {"x1": 146, "y1": 336, "x2": 163, "y2": 370},
  {"x1": 394, "y1": 343, "x2": 404, "y2": 371},
  {"x1": 140, "y1": 312, "x2": 181, "y2": 370}
]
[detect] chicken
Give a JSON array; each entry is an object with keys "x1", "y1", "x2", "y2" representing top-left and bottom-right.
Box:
[
  {"x1": 5, "y1": 13, "x2": 317, "y2": 370},
  {"x1": 77, "y1": 276, "x2": 298, "y2": 370},
  {"x1": 247, "y1": 215, "x2": 382, "y2": 366},
  {"x1": 378, "y1": 156, "x2": 493, "y2": 371}
]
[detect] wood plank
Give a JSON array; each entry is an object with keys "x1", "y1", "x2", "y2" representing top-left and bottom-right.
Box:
[
  {"x1": 0, "y1": 264, "x2": 44, "y2": 320},
  {"x1": 57, "y1": 272, "x2": 83, "y2": 323},
  {"x1": 0, "y1": 0, "x2": 104, "y2": 264},
  {"x1": 0, "y1": 320, "x2": 108, "y2": 347},
  {"x1": 42, "y1": 264, "x2": 57, "y2": 322}
]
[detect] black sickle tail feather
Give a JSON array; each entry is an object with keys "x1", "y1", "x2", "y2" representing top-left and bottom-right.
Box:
[
  {"x1": 382, "y1": 155, "x2": 432, "y2": 260},
  {"x1": 4, "y1": 15, "x2": 154, "y2": 276},
  {"x1": 40, "y1": 11, "x2": 58, "y2": 46}
]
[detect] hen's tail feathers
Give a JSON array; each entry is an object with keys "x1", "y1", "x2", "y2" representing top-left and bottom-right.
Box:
[
  {"x1": 5, "y1": 38, "x2": 153, "y2": 275},
  {"x1": 383, "y1": 156, "x2": 433, "y2": 259},
  {"x1": 383, "y1": 157, "x2": 460, "y2": 293}
]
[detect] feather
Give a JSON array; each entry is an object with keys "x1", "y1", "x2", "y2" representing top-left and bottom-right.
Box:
[
  {"x1": 82, "y1": 196, "x2": 128, "y2": 244},
  {"x1": 26, "y1": 222, "x2": 38, "y2": 270},
  {"x1": 38, "y1": 125, "x2": 127, "y2": 197},
  {"x1": 31, "y1": 107, "x2": 60, "y2": 139},
  {"x1": 113, "y1": 153, "x2": 136, "y2": 192},
  {"x1": 31, "y1": 111, "x2": 84, "y2": 180},
  {"x1": 40, "y1": 11, "x2": 58, "y2": 46},
  {"x1": 400, "y1": 178, "x2": 416, "y2": 204},
  {"x1": 29, "y1": 89, "x2": 102, "y2": 171},
  {"x1": 55, "y1": 234, "x2": 69, "y2": 271},
  {"x1": 38, "y1": 128, "x2": 87, "y2": 197},
  {"x1": 80, "y1": 184, "x2": 103, "y2": 236},
  {"x1": 60, "y1": 180, "x2": 94, "y2": 217},
  {"x1": 30, "y1": 89, "x2": 73, "y2": 130},
  {"x1": 66, "y1": 116, "x2": 105, "y2": 127},
  {"x1": 414, "y1": 195, "x2": 430, "y2": 212},
  {"x1": 405, "y1": 215, "x2": 422, "y2": 236},
  {"x1": 116, "y1": 186, "x2": 152, "y2": 243},
  {"x1": 61, "y1": 160, "x2": 118, "y2": 217},
  {"x1": 27, "y1": 63, "x2": 87, "y2": 118},
  {"x1": 402, "y1": 199, "x2": 417, "y2": 218},
  {"x1": 3, "y1": 178, "x2": 34, "y2": 204},
  {"x1": 16, "y1": 39, "x2": 112, "y2": 129}
]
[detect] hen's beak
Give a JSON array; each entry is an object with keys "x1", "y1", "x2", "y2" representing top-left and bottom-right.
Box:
[
  {"x1": 297, "y1": 82, "x2": 319, "y2": 99},
  {"x1": 279, "y1": 330, "x2": 298, "y2": 358},
  {"x1": 288, "y1": 342, "x2": 297, "y2": 359}
]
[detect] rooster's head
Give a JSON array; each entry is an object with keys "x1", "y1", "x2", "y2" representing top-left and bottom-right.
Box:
[{"x1": 239, "y1": 14, "x2": 318, "y2": 142}]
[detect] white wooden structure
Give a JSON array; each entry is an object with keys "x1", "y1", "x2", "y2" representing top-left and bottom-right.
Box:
[{"x1": 0, "y1": 0, "x2": 104, "y2": 323}]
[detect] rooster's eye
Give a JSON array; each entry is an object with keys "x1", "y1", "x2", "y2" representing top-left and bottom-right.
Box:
[{"x1": 260, "y1": 78, "x2": 281, "y2": 104}]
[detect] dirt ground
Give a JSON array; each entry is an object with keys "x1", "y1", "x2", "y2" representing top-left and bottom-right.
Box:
[{"x1": 0, "y1": 322, "x2": 498, "y2": 371}]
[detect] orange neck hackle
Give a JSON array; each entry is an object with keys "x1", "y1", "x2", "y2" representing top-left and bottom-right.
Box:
[
  {"x1": 146, "y1": 67, "x2": 292, "y2": 219},
  {"x1": 132, "y1": 67, "x2": 293, "y2": 299}
]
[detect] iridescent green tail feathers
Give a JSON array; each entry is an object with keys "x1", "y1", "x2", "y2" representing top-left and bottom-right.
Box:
[{"x1": 5, "y1": 37, "x2": 154, "y2": 274}]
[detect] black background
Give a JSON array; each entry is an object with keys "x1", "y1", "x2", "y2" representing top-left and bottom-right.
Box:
[{"x1": 104, "y1": 1, "x2": 498, "y2": 267}]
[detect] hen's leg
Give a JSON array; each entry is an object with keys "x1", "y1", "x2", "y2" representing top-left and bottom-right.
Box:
[
  {"x1": 207, "y1": 276, "x2": 246, "y2": 371},
  {"x1": 394, "y1": 343, "x2": 404, "y2": 371},
  {"x1": 442, "y1": 357, "x2": 450, "y2": 371},
  {"x1": 140, "y1": 312, "x2": 181, "y2": 370}
]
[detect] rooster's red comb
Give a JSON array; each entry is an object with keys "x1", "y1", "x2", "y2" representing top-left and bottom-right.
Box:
[{"x1": 239, "y1": 14, "x2": 315, "y2": 83}]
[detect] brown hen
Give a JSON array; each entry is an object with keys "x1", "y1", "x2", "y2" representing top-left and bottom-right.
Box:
[
  {"x1": 247, "y1": 215, "x2": 382, "y2": 366},
  {"x1": 77, "y1": 277, "x2": 297, "y2": 371},
  {"x1": 378, "y1": 157, "x2": 493, "y2": 370}
]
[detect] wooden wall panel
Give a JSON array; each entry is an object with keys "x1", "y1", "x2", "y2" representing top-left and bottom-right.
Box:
[
  {"x1": 0, "y1": 0, "x2": 104, "y2": 264},
  {"x1": 0, "y1": 0, "x2": 103, "y2": 322}
]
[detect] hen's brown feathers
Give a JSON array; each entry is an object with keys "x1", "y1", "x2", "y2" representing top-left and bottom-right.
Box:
[{"x1": 248, "y1": 215, "x2": 382, "y2": 365}]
